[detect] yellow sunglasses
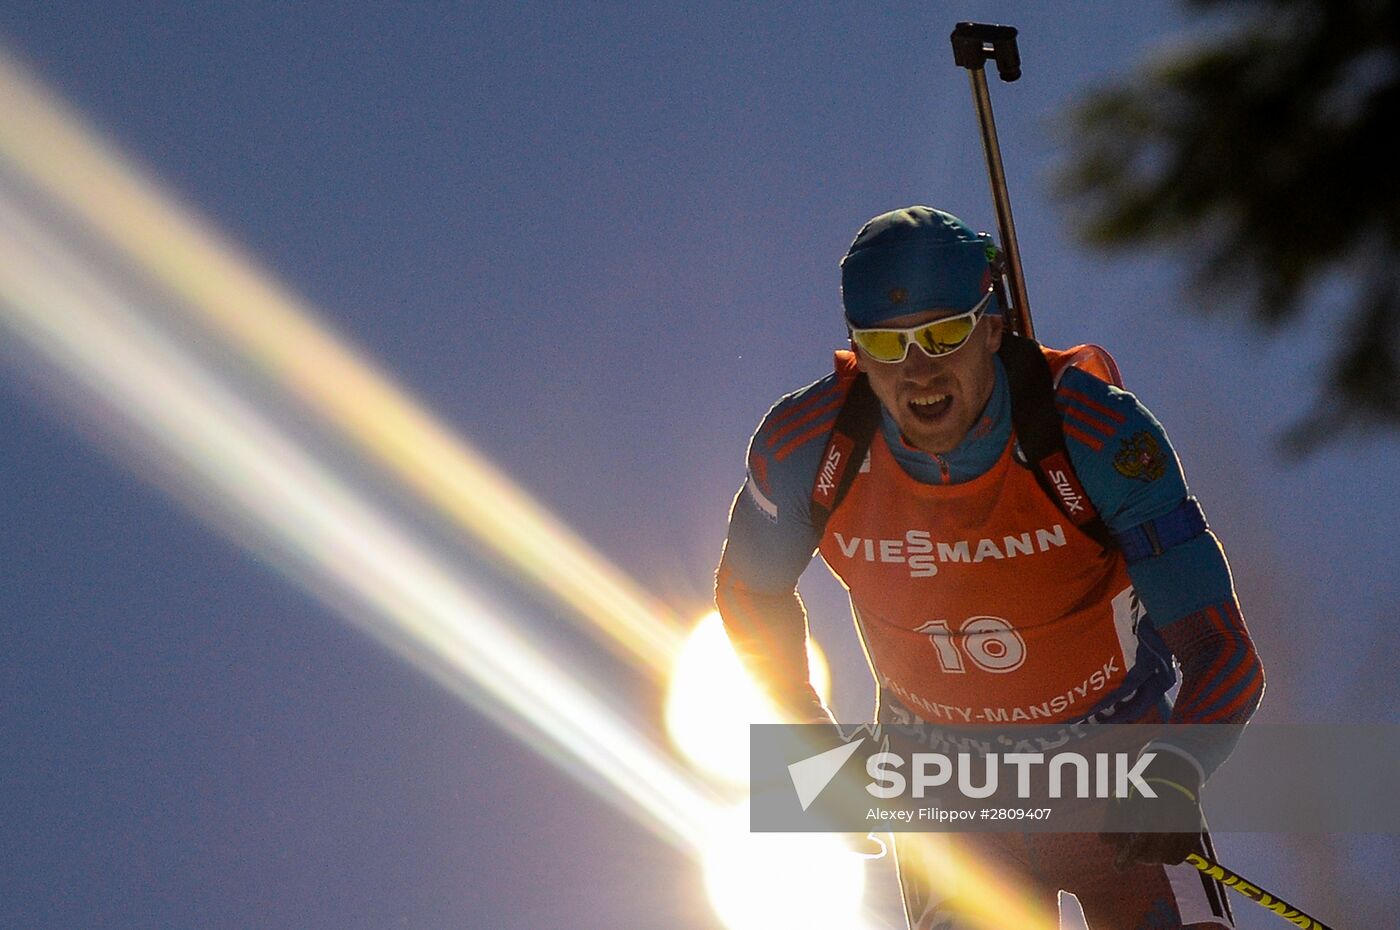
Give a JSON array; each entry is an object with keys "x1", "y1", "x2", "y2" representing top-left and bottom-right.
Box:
[{"x1": 848, "y1": 290, "x2": 994, "y2": 363}]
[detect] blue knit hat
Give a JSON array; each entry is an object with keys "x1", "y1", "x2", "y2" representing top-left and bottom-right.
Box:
[{"x1": 840, "y1": 206, "x2": 1001, "y2": 327}]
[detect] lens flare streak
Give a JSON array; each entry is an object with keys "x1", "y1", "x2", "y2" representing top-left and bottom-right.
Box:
[
  {"x1": 0, "y1": 183, "x2": 713, "y2": 850},
  {"x1": 0, "y1": 48, "x2": 681, "y2": 677}
]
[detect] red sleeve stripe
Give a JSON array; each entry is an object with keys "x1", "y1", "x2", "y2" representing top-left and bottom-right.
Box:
[
  {"x1": 1173, "y1": 638, "x2": 1240, "y2": 717},
  {"x1": 1178, "y1": 651, "x2": 1263, "y2": 723},
  {"x1": 1061, "y1": 420, "x2": 1105, "y2": 452},
  {"x1": 1191, "y1": 662, "x2": 1264, "y2": 723},
  {"x1": 1180, "y1": 622, "x2": 1258, "y2": 709},
  {"x1": 765, "y1": 397, "x2": 844, "y2": 449},
  {"x1": 774, "y1": 418, "x2": 839, "y2": 462},
  {"x1": 1170, "y1": 603, "x2": 1264, "y2": 723},
  {"x1": 747, "y1": 453, "x2": 770, "y2": 495},
  {"x1": 1212, "y1": 601, "x2": 1246, "y2": 634},
  {"x1": 1058, "y1": 402, "x2": 1118, "y2": 440},
  {"x1": 1057, "y1": 386, "x2": 1127, "y2": 423},
  {"x1": 1209, "y1": 601, "x2": 1239, "y2": 631},
  {"x1": 1175, "y1": 605, "x2": 1241, "y2": 699},
  {"x1": 766, "y1": 382, "x2": 844, "y2": 431}
]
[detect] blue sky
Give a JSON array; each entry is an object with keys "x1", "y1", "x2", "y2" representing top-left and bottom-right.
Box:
[{"x1": 2, "y1": 3, "x2": 1395, "y2": 928}]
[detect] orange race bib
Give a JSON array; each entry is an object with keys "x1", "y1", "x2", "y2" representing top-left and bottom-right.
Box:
[{"x1": 819, "y1": 432, "x2": 1142, "y2": 726}]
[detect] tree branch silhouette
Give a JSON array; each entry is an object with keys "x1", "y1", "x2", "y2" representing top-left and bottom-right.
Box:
[{"x1": 1057, "y1": 0, "x2": 1400, "y2": 454}]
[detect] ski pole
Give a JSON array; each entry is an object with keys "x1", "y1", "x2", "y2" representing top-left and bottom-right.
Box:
[
  {"x1": 1186, "y1": 852, "x2": 1336, "y2": 930},
  {"x1": 949, "y1": 21, "x2": 1034, "y2": 340}
]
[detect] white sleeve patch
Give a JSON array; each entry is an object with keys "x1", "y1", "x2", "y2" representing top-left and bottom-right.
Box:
[{"x1": 744, "y1": 477, "x2": 779, "y2": 521}]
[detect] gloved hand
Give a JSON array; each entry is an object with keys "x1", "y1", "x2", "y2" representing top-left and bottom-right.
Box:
[
  {"x1": 1106, "y1": 747, "x2": 1205, "y2": 869},
  {"x1": 770, "y1": 720, "x2": 889, "y2": 860}
]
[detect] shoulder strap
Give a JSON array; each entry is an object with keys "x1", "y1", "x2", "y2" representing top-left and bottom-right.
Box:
[
  {"x1": 998, "y1": 333, "x2": 1115, "y2": 550},
  {"x1": 808, "y1": 372, "x2": 881, "y2": 530}
]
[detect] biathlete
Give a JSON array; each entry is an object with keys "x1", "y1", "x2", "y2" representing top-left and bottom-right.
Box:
[{"x1": 715, "y1": 206, "x2": 1264, "y2": 930}]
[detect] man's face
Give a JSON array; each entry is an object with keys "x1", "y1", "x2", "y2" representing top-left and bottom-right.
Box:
[{"x1": 853, "y1": 309, "x2": 1004, "y2": 455}]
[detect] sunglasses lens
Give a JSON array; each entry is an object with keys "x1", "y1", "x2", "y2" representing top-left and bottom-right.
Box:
[
  {"x1": 853, "y1": 329, "x2": 908, "y2": 361},
  {"x1": 914, "y1": 315, "x2": 976, "y2": 355}
]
